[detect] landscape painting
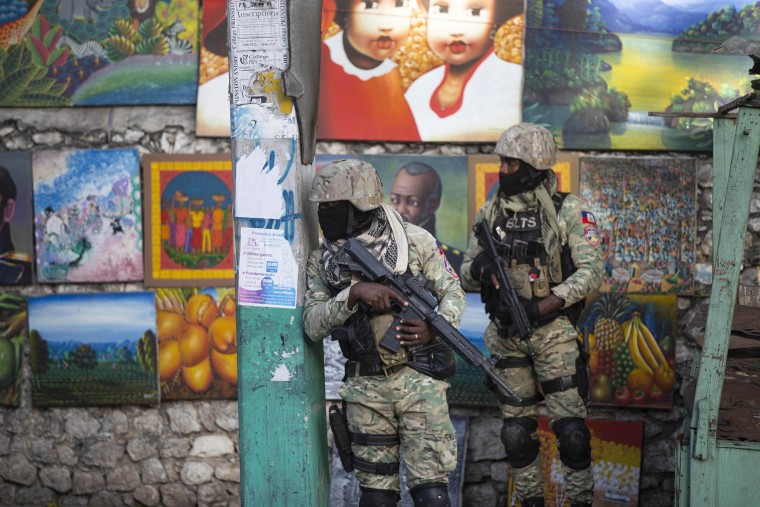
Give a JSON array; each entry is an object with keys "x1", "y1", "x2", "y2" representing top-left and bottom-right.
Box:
[
  {"x1": 195, "y1": 0, "x2": 229, "y2": 136},
  {"x1": 142, "y1": 154, "x2": 234, "y2": 287},
  {"x1": 28, "y1": 292, "x2": 158, "y2": 407},
  {"x1": 0, "y1": 294, "x2": 27, "y2": 407},
  {"x1": 522, "y1": 0, "x2": 758, "y2": 150},
  {"x1": 0, "y1": 0, "x2": 199, "y2": 107},
  {"x1": 155, "y1": 287, "x2": 237, "y2": 400},
  {"x1": 33, "y1": 149, "x2": 143, "y2": 283}
]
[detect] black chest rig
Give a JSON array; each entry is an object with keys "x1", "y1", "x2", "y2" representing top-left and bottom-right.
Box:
[{"x1": 491, "y1": 208, "x2": 546, "y2": 266}]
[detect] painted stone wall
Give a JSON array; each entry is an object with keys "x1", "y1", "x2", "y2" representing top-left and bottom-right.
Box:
[{"x1": 0, "y1": 106, "x2": 758, "y2": 507}]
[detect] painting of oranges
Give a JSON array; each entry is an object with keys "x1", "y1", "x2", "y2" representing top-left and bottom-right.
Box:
[{"x1": 155, "y1": 287, "x2": 237, "y2": 400}]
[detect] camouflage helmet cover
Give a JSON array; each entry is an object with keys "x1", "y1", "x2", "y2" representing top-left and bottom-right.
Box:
[
  {"x1": 309, "y1": 159, "x2": 384, "y2": 211},
  {"x1": 494, "y1": 123, "x2": 557, "y2": 170}
]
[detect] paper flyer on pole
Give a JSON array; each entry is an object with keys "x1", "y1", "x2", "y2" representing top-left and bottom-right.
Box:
[{"x1": 238, "y1": 227, "x2": 296, "y2": 308}]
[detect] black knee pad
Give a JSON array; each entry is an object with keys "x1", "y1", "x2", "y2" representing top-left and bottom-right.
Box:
[
  {"x1": 501, "y1": 417, "x2": 539, "y2": 469},
  {"x1": 410, "y1": 482, "x2": 450, "y2": 507},
  {"x1": 521, "y1": 497, "x2": 545, "y2": 507},
  {"x1": 552, "y1": 417, "x2": 592, "y2": 470},
  {"x1": 359, "y1": 488, "x2": 399, "y2": 507}
]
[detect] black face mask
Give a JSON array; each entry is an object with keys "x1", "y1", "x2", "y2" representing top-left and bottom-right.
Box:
[
  {"x1": 318, "y1": 202, "x2": 375, "y2": 241},
  {"x1": 499, "y1": 163, "x2": 546, "y2": 197}
]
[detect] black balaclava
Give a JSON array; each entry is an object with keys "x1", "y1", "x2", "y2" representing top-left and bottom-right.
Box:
[
  {"x1": 499, "y1": 161, "x2": 547, "y2": 197},
  {"x1": 318, "y1": 201, "x2": 375, "y2": 241}
]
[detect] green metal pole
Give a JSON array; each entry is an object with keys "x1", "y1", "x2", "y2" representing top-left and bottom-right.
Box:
[
  {"x1": 226, "y1": 2, "x2": 328, "y2": 505},
  {"x1": 689, "y1": 106, "x2": 760, "y2": 506}
]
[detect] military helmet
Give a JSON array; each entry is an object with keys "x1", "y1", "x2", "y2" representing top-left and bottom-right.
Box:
[
  {"x1": 309, "y1": 159, "x2": 383, "y2": 211},
  {"x1": 494, "y1": 123, "x2": 557, "y2": 170}
]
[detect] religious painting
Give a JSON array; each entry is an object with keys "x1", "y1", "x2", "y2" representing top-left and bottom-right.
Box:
[
  {"x1": 522, "y1": 0, "x2": 758, "y2": 151},
  {"x1": 0, "y1": 151, "x2": 34, "y2": 285},
  {"x1": 0, "y1": 294, "x2": 26, "y2": 407},
  {"x1": 580, "y1": 157, "x2": 696, "y2": 294},
  {"x1": 33, "y1": 149, "x2": 143, "y2": 283},
  {"x1": 142, "y1": 154, "x2": 234, "y2": 287},
  {"x1": 27, "y1": 292, "x2": 159, "y2": 407},
  {"x1": 0, "y1": 0, "x2": 199, "y2": 107},
  {"x1": 195, "y1": 0, "x2": 229, "y2": 136},
  {"x1": 318, "y1": 0, "x2": 525, "y2": 142},
  {"x1": 507, "y1": 417, "x2": 644, "y2": 506},
  {"x1": 330, "y1": 415, "x2": 469, "y2": 507},
  {"x1": 316, "y1": 154, "x2": 468, "y2": 275},
  {"x1": 578, "y1": 293, "x2": 677, "y2": 410},
  {"x1": 155, "y1": 287, "x2": 237, "y2": 400},
  {"x1": 467, "y1": 152, "x2": 580, "y2": 232}
]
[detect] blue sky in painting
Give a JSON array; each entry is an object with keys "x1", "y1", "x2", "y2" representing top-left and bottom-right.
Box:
[
  {"x1": 34, "y1": 149, "x2": 139, "y2": 213},
  {"x1": 28, "y1": 292, "x2": 155, "y2": 344}
]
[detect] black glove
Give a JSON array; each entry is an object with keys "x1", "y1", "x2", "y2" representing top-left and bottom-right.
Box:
[
  {"x1": 470, "y1": 252, "x2": 492, "y2": 282},
  {"x1": 498, "y1": 297, "x2": 540, "y2": 327}
]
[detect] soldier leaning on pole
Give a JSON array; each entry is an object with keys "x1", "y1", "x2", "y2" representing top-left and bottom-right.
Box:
[
  {"x1": 303, "y1": 160, "x2": 466, "y2": 507},
  {"x1": 460, "y1": 124, "x2": 603, "y2": 507}
]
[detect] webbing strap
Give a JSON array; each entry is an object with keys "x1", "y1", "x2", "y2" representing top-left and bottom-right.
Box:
[
  {"x1": 352, "y1": 455, "x2": 400, "y2": 476},
  {"x1": 349, "y1": 431, "x2": 399, "y2": 446}
]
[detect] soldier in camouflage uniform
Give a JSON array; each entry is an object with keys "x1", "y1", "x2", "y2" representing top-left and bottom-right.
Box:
[
  {"x1": 303, "y1": 160, "x2": 466, "y2": 507},
  {"x1": 460, "y1": 124, "x2": 602, "y2": 507}
]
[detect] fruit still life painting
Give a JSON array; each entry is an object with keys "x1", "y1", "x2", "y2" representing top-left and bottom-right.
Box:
[{"x1": 579, "y1": 293, "x2": 676, "y2": 409}]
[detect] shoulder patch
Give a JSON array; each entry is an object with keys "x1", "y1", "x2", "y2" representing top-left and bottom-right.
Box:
[
  {"x1": 581, "y1": 211, "x2": 596, "y2": 225},
  {"x1": 584, "y1": 226, "x2": 599, "y2": 246},
  {"x1": 437, "y1": 242, "x2": 458, "y2": 278}
]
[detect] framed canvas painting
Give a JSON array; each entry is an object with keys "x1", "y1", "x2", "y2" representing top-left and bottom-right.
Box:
[
  {"x1": 0, "y1": 294, "x2": 26, "y2": 407},
  {"x1": 0, "y1": 151, "x2": 34, "y2": 285},
  {"x1": 33, "y1": 149, "x2": 143, "y2": 283},
  {"x1": 142, "y1": 154, "x2": 234, "y2": 287}
]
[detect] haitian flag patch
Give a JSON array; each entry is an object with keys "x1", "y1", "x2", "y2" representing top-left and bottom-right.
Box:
[
  {"x1": 437, "y1": 242, "x2": 458, "y2": 278},
  {"x1": 581, "y1": 211, "x2": 596, "y2": 225}
]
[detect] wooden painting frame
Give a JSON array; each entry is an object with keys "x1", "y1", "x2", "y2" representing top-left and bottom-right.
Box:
[{"x1": 142, "y1": 154, "x2": 235, "y2": 287}]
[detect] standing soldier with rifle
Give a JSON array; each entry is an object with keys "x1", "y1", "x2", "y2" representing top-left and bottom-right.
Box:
[
  {"x1": 303, "y1": 159, "x2": 466, "y2": 507},
  {"x1": 460, "y1": 124, "x2": 603, "y2": 507}
]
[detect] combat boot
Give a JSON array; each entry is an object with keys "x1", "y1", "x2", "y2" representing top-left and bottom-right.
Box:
[{"x1": 521, "y1": 498, "x2": 544, "y2": 507}]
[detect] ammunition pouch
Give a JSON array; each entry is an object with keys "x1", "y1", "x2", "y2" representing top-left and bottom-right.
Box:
[
  {"x1": 575, "y1": 341, "x2": 591, "y2": 405},
  {"x1": 407, "y1": 342, "x2": 456, "y2": 381}
]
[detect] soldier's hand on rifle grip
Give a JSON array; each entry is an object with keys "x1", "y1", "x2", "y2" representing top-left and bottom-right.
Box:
[
  {"x1": 395, "y1": 318, "x2": 433, "y2": 346},
  {"x1": 470, "y1": 251, "x2": 493, "y2": 282},
  {"x1": 348, "y1": 281, "x2": 408, "y2": 313}
]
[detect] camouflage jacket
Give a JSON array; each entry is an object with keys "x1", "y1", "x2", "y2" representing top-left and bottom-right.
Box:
[
  {"x1": 303, "y1": 223, "x2": 466, "y2": 362},
  {"x1": 460, "y1": 191, "x2": 602, "y2": 308}
]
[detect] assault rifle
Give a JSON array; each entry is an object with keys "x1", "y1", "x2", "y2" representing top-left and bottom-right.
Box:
[
  {"x1": 474, "y1": 221, "x2": 535, "y2": 355},
  {"x1": 334, "y1": 238, "x2": 522, "y2": 404}
]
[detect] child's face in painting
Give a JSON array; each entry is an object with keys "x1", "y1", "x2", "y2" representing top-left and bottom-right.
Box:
[
  {"x1": 345, "y1": 0, "x2": 414, "y2": 62},
  {"x1": 426, "y1": 0, "x2": 495, "y2": 66}
]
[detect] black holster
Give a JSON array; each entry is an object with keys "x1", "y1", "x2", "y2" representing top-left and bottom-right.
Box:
[
  {"x1": 407, "y1": 342, "x2": 456, "y2": 380},
  {"x1": 329, "y1": 403, "x2": 354, "y2": 472},
  {"x1": 575, "y1": 341, "x2": 591, "y2": 406}
]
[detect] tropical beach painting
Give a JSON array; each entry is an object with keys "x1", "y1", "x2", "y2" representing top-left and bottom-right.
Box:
[
  {"x1": 0, "y1": 0, "x2": 198, "y2": 107},
  {"x1": 28, "y1": 292, "x2": 159, "y2": 407},
  {"x1": 33, "y1": 149, "x2": 143, "y2": 283},
  {"x1": 522, "y1": 0, "x2": 759, "y2": 150}
]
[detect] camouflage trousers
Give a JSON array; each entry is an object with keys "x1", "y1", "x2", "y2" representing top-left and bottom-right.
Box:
[
  {"x1": 338, "y1": 366, "x2": 457, "y2": 492},
  {"x1": 485, "y1": 316, "x2": 594, "y2": 504}
]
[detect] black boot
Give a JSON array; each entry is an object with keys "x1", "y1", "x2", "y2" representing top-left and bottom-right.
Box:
[
  {"x1": 570, "y1": 502, "x2": 592, "y2": 507},
  {"x1": 521, "y1": 498, "x2": 545, "y2": 507}
]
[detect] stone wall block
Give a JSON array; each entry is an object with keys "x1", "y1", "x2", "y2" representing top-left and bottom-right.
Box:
[
  {"x1": 214, "y1": 462, "x2": 240, "y2": 483},
  {"x1": 132, "y1": 410, "x2": 163, "y2": 436},
  {"x1": 160, "y1": 437, "x2": 191, "y2": 459},
  {"x1": 87, "y1": 490, "x2": 126, "y2": 507},
  {"x1": 190, "y1": 434, "x2": 235, "y2": 457},
  {"x1": 15, "y1": 486, "x2": 56, "y2": 505},
  {"x1": 160, "y1": 483, "x2": 196, "y2": 507},
  {"x1": 0, "y1": 433, "x2": 11, "y2": 455},
  {"x1": 180, "y1": 461, "x2": 214, "y2": 486},
  {"x1": 215, "y1": 403, "x2": 239, "y2": 432},
  {"x1": 198, "y1": 480, "x2": 229, "y2": 505},
  {"x1": 462, "y1": 482, "x2": 498, "y2": 507},
  {"x1": 133, "y1": 485, "x2": 160, "y2": 507},
  {"x1": 102, "y1": 410, "x2": 129, "y2": 436},
  {"x1": 58, "y1": 495, "x2": 89, "y2": 506},
  {"x1": 0, "y1": 454, "x2": 37, "y2": 485},
  {"x1": 106, "y1": 464, "x2": 141, "y2": 492},
  {"x1": 126, "y1": 437, "x2": 159, "y2": 461},
  {"x1": 197, "y1": 402, "x2": 219, "y2": 432},
  {"x1": 29, "y1": 438, "x2": 57, "y2": 464},
  {"x1": 467, "y1": 417, "x2": 506, "y2": 461},
  {"x1": 141, "y1": 457, "x2": 169, "y2": 485},
  {"x1": 64, "y1": 410, "x2": 101, "y2": 439},
  {"x1": 57, "y1": 444, "x2": 79, "y2": 467},
  {"x1": 81, "y1": 441, "x2": 124, "y2": 468},
  {"x1": 166, "y1": 403, "x2": 202, "y2": 434},
  {"x1": 489, "y1": 461, "x2": 508, "y2": 483},
  {"x1": 40, "y1": 466, "x2": 72, "y2": 493},
  {"x1": 72, "y1": 471, "x2": 105, "y2": 495}
]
